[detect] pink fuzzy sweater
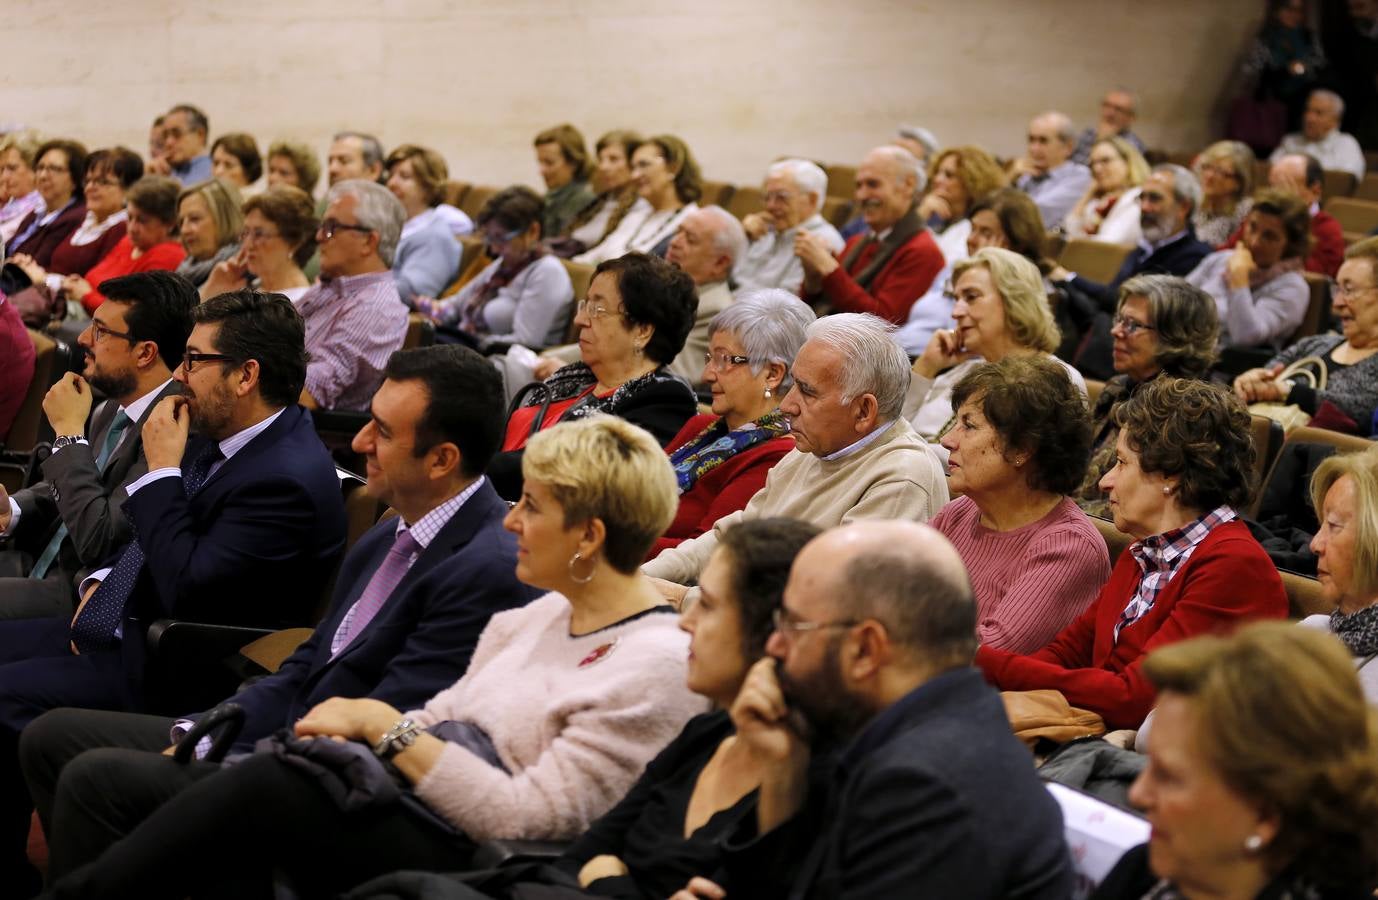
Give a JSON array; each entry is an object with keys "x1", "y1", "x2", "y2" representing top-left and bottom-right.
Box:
[{"x1": 408, "y1": 592, "x2": 708, "y2": 840}]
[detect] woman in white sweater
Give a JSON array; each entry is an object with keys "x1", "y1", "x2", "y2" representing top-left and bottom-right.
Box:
[{"x1": 47, "y1": 416, "x2": 708, "y2": 900}]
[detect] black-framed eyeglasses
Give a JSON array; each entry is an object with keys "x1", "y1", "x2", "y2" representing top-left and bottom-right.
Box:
[
  {"x1": 1112, "y1": 314, "x2": 1156, "y2": 337},
  {"x1": 771, "y1": 608, "x2": 859, "y2": 636},
  {"x1": 181, "y1": 351, "x2": 239, "y2": 372},
  {"x1": 318, "y1": 218, "x2": 374, "y2": 241},
  {"x1": 703, "y1": 351, "x2": 751, "y2": 371},
  {"x1": 88, "y1": 319, "x2": 135, "y2": 343}
]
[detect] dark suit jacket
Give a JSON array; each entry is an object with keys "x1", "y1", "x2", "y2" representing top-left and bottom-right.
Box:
[
  {"x1": 724, "y1": 668, "x2": 1073, "y2": 900},
  {"x1": 117, "y1": 405, "x2": 346, "y2": 694},
  {"x1": 13, "y1": 381, "x2": 181, "y2": 584},
  {"x1": 7, "y1": 201, "x2": 87, "y2": 267},
  {"x1": 204, "y1": 479, "x2": 541, "y2": 752}
]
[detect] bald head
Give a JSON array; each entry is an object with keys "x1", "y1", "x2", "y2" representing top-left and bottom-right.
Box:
[
  {"x1": 855, "y1": 146, "x2": 924, "y2": 231},
  {"x1": 1027, "y1": 111, "x2": 1076, "y2": 174},
  {"x1": 1269, "y1": 153, "x2": 1323, "y2": 204}
]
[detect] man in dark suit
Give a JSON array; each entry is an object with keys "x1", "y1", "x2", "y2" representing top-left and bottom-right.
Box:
[
  {"x1": 15, "y1": 344, "x2": 540, "y2": 892},
  {"x1": 1051, "y1": 164, "x2": 1213, "y2": 379},
  {"x1": 0, "y1": 272, "x2": 194, "y2": 620},
  {"x1": 0, "y1": 290, "x2": 346, "y2": 895},
  {"x1": 710, "y1": 521, "x2": 1072, "y2": 900}
]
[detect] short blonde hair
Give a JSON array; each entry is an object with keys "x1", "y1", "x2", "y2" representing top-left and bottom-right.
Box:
[
  {"x1": 1094, "y1": 136, "x2": 1151, "y2": 187},
  {"x1": 1311, "y1": 444, "x2": 1378, "y2": 600},
  {"x1": 178, "y1": 178, "x2": 244, "y2": 253},
  {"x1": 0, "y1": 129, "x2": 44, "y2": 169},
  {"x1": 951, "y1": 246, "x2": 1059, "y2": 353},
  {"x1": 521, "y1": 415, "x2": 677, "y2": 573},
  {"x1": 1195, "y1": 140, "x2": 1256, "y2": 205}
]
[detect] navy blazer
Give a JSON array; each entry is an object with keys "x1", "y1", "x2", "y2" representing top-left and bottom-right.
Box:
[
  {"x1": 206, "y1": 479, "x2": 541, "y2": 752},
  {"x1": 118, "y1": 405, "x2": 346, "y2": 693}
]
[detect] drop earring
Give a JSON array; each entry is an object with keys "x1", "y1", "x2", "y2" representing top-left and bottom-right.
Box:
[
  {"x1": 764, "y1": 387, "x2": 772, "y2": 399},
  {"x1": 1244, "y1": 834, "x2": 1263, "y2": 853}
]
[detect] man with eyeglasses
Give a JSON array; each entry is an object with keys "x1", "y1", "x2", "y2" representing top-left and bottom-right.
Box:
[
  {"x1": 736, "y1": 159, "x2": 843, "y2": 295},
  {"x1": 293, "y1": 178, "x2": 409, "y2": 411},
  {"x1": 1072, "y1": 89, "x2": 1146, "y2": 166},
  {"x1": 0, "y1": 272, "x2": 192, "y2": 621},
  {"x1": 146, "y1": 104, "x2": 211, "y2": 187},
  {"x1": 662, "y1": 206, "x2": 746, "y2": 389},
  {"x1": 688, "y1": 520, "x2": 1071, "y2": 899}
]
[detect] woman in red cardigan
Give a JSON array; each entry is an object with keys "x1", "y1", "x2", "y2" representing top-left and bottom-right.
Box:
[
  {"x1": 650, "y1": 290, "x2": 815, "y2": 556},
  {"x1": 61, "y1": 176, "x2": 186, "y2": 315},
  {"x1": 976, "y1": 378, "x2": 1287, "y2": 729}
]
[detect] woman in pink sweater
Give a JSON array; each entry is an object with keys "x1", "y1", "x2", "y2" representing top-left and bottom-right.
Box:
[
  {"x1": 932, "y1": 356, "x2": 1111, "y2": 653},
  {"x1": 47, "y1": 416, "x2": 709, "y2": 899}
]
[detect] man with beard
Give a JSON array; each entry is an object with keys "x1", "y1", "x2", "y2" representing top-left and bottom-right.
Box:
[
  {"x1": 0, "y1": 290, "x2": 345, "y2": 895},
  {"x1": 1050, "y1": 164, "x2": 1212, "y2": 379},
  {"x1": 688, "y1": 521, "x2": 1072, "y2": 899},
  {"x1": 0, "y1": 271, "x2": 192, "y2": 620}
]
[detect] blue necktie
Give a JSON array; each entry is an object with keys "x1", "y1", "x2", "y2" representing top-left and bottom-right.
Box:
[{"x1": 29, "y1": 410, "x2": 132, "y2": 580}]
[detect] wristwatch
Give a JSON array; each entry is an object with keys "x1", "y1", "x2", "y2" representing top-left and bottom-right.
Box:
[
  {"x1": 372, "y1": 718, "x2": 420, "y2": 760},
  {"x1": 51, "y1": 435, "x2": 84, "y2": 451}
]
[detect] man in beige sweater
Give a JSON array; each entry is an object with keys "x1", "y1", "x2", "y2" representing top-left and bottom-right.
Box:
[{"x1": 646, "y1": 313, "x2": 948, "y2": 606}]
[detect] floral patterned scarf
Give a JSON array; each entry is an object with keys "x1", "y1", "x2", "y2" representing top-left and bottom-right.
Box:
[{"x1": 669, "y1": 411, "x2": 790, "y2": 494}]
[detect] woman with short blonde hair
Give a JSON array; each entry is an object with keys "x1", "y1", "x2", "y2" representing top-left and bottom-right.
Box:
[
  {"x1": 1063, "y1": 136, "x2": 1151, "y2": 245},
  {"x1": 1192, "y1": 140, "x2": 1256, "y2": 246}
]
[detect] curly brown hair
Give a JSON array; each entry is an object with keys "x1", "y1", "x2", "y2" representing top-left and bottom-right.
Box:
[
  {"x1": 1116, "y1": 275, "x2": 1219, "y2": 379},
  {"x1": 950, "y1": 355, "x2": 1093, "y2": 496},
  {"x1": 927, "y1": 146, "x2": 1008, "y2": 218},
  {"x1": 1111, "y1": 377, "x2": 1255, "y2": 511}
]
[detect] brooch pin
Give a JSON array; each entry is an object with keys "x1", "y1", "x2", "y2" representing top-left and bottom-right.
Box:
[{"x1": 578, "y1": 639, "x2": 619, "y2": 668}]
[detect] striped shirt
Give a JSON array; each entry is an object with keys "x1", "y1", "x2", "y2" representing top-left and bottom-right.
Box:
[
  {"x1": 1117, "y1": 505, "x2": 1237, "y2": 642},
  {"x1": 297, "y1": 270, "x2": 408, "y2": 411}
]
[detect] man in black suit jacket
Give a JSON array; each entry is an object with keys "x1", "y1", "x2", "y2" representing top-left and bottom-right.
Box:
[
  {"x1": 1051, "y1": 165, "x2": 1213, "y2": 379},
  {"x1": 0, "y1": 272, "x2": 194, "y2": 620},
  {"x1": 713, "y1": 521, "x2": 1072, "y2": 900},
  {"x1": 0, "y1": 290, "x2": 347, "y2": 895},
  {"x1": 17, "y1": 345, "x2": 541, "y2": 893}
]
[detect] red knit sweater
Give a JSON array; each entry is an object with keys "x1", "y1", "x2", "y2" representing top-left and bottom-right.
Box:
[
  {"x1": 975, "y1": 520, "x2": 1287, "y2": 729},
  {"x1": 79, "y1": 237, "x2": 187, "y2": 313},
  {"x1": 806, "y1": 229, "x2": 945, "y2": 325}
]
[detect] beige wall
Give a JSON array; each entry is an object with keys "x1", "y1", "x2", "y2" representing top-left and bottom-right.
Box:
[{"x1": 2, "y1": 0, "x2": 1260, "y2": 191}]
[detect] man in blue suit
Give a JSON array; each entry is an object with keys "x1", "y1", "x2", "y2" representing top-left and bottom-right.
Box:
[
  {"x1": 16, "y1": 344, "x2": 539, "y2": 895},
  {"x1": 0, "y1": 290, "x2": 347, "y2": 895}
]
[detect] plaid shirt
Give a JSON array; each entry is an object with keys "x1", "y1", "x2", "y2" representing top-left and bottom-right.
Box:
[{"x1": 1115, "y1": 506, "x2": 1237, "y2": 643}]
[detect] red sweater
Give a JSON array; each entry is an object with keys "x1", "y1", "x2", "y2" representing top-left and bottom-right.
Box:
[
  {"x1": 975, "y1": 520, "x2": 1287, "y2": 729},
  {"x1": 79, "y1": 236, "x2": 187, "y2": 313},
  {"x1": 0, "y1": 295, "x2": 36, "y2": 441},
  {"x1": 808, "y1": 229, "x2": 945, "y2": 325},
  {"x1": 648, "y1": 413, "x2": 795, "y2": 557}
]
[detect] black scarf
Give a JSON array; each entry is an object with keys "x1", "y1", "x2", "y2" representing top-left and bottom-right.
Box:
[
  {"x1": 1330, "y1": 604, "x2": 1378, "y2": 658},
  {"x1": 839, "y1": 205, "x2": 926, "y2": 290}
]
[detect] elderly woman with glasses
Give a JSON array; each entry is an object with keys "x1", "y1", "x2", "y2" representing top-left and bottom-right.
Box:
[
  {"x1": 651, "y1": 291, "x2": 815, "y2": 556},
  {"x1": 198, "y1": 186, "x2": 318, "y2": 304},
  {"x1": 487, "y1": 252, "x2": 699, "y2": 501},
  {"x1": 1062, "y1": 137, "x2": 1150, "y2": 245},
  {"x1": 1191, "y1": 141, "x2": 1256, "y2": 247}
]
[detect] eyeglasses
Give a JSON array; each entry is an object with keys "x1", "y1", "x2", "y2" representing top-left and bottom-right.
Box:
[
  {"x1": 317, "y1": 218, "x2": 373, "y2": 241},
  {"x1": 181, "y1": 351, "x2": 239, "y2": 372},
  {"x1": 84, "y1": 175, "x2": 120, "y2": 187},
  {"x1": 239, "y1": 227, "x2": 281, "y2": 244},
  {"x1": 1112, "y1": 314, "x2": 1156, "y2": 336},
  {"x1": 1332, "y1": 281, "x2": 1378, "y2": 300},
  {"x1": 34, "y1": 163, "x2": 67, "y2": 175},
  {"x1": 88, "y1": 319, "x2": 135, "y2": 343},
  {"x1": 575, "y1": 298, "x2": 624, "y2": 320},
  {"x1": 703, "y1": 350, "x2": 751, "y2": 371},
  {"x1": 771, "y1": 608, "x2": 859, "y2": 636},
  {"x1": 1200, "y1": 163, "x2": 1239, "y2": 180},
  {"x1": 763, "y1": 190, "x2": 796, "y2": 204},
  {"x1": 481, "y1": 225, "x2": 523, "y2": 247}
]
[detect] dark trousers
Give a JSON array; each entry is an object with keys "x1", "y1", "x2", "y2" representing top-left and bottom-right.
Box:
[
  {"x1": 47, "y1": 750, "x2": 474, "y2": 900},
  {"x1": 0, "y1": 573, "x2": 78, "y2": 621}
]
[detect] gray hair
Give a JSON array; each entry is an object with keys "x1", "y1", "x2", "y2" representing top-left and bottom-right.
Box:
[
  {"x1": 766, "y1": 158, "x2": 827, "y2": 214},
  {"x1": 709, "y1": 289, "x2": 815, "y2": 392},
  {"x1": 697, "y1": 205, "x2": 748, "y2": 267},
  {"x1": 1311, "y1": 88, "x2": 1345, "y2": 119},
  {"x1": 896, "y1": 125, "x2": 940, "y2": 159},
  {"x1": 804, "y1": 313, "x2": 910, "y2": 421},
  {"x1": 1152, "y1": 163, "x2": 1203, "y2": 216},
  {"x1": 332, "y1": 130, "x2": 385, "y2": 172},
  {"x1": 1117, "y1": 274, "x2": 1218, "y2": 379},
  {"x1": 1035, "y1": 110, "x2": 1077, "y2": 145},
  {"x1": 870, "y1": 145, "x2": 928, "y2": 198},
  {"x1": 326, "y1": 179, "x2": 406, "y2": 266}
]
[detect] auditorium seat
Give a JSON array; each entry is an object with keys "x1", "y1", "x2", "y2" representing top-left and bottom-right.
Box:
[
  {"x1": 1058, "y1": 239, "x2": 1133, "y2": 285},
  {"x1": 1, "y1": 330, "x2": 79, "y2": 491},
  {"x1": 559, "y1": 258, "x2": 595, "y2": 342},
  {"x1": 1324, "y1": 197, "x2": 1378, "y2": 244},
  {"x1": 1084, "y1": 378, "x2": 1105, "y2": 407},
  {"x1": 726, "y1": 185, "x2": 765, "y2": 220},
  {"x1": 1249, "y1": 414, "x2": 1285, "y2": 497},
  {"x1": 1356, "y1": 173, "x2": 1378, "y2": 203},
  {"x1": 1321, "y1": 169, "x2": 1357, "y2": 202},
  {"x1": 821, "y1": 196, "x2": 853, "y2": 229},
  {"x1": 1090, "y1": 514, "x2": 1131, "y2": 565},
  {"x1": 404, "y1": 312, "x2": 436, "y2": 350},
  {"x1": 1290, "y1": 273, "x2": 1331, "y2": 343},
  {"x1": 699, "y1": 180, "x2": 735, "y2": 207},
  {"x1": 824, "y1": 163, "x2": 857, "y2": 198},
  {"x1": 440, "y1": 179, "x2": 472, "y2": 210},
  {"x1": 1281, "y1": 569, "x2": 1330, "y2": 619},
  {"x1": 459, "y1": 185, "x2": 501, "y2": 220}
]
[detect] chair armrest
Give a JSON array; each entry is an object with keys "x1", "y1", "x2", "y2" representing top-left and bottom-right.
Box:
[
  {"x1": 145, "y1": 619, "x2": 277, "y2": 661},
  {"x1": 470, "y1": 838, "x2": 573, "y2": 869}
]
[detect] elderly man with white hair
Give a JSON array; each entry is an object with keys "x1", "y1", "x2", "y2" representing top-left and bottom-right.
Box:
[
  {"x1": 736, "y1": 159, "x2": 844, "y2": 294},
  {"x1": 645, "y1": 312, "x2": 948, "y2": 607},
  {"x1": 658, "y1": 205, "x2": 747, "y2": 389},
  {"x1": 798, "y1": 146, "x2": 945, "y2": 325},
  {"x1": 1270, "y1": 89, "x2": 1367, "y2": 182},
  {"x1": 1012, "y1": 110, "x2": 1093, "y2": 226}
]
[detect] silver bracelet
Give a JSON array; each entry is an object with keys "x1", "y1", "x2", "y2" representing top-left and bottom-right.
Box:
[{"x1": 372, "y1": 718, "x2": 420, "y2": 760}]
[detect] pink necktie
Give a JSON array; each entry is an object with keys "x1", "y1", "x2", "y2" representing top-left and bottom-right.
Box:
[{"x1": 330, "y1": 529, "x2": 420, "y2": 657}]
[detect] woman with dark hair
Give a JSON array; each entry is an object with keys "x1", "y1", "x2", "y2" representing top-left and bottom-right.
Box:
[
  {"x1": 210, "y1": 133, "x2": 263, "y2": 194},
  {"x1": 977, "y1": 378, "x2": 1288, "y2": 729},
  {"x1": 575, "y1": 135, "x2": 701, "y2": 266},
  {"x1": 4, "y1": 139, "x2": 88, "y2": 275},
  {"x1": 487, "y1": 252, "x2": 699, "y2": 500},
  {"x1": 534, "y1": 124, "x2": 596, "y2": 239},
  {"x1": 266, "y1": 140, "x2": 321, "y2": 196},
  {"x1": 933, "y1": 356, "x2": 1109, "y2": 654},
  {"x1": 385, "y1": 144, "x2": 465, "y2": 303},
  {"x1": 556, "y1": 130, "x2": 644, "y2": 256},
  {"x1": 418, "y1": 185, "x2": 574, "y2": 352},
  {"x1": 199, "y1": 185, "x2": 318, "y2": 303}
]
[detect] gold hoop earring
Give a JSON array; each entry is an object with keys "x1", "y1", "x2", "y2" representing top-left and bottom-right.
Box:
[{"x1": 568, "y1": 551, "x2": 596, "y2": 585}]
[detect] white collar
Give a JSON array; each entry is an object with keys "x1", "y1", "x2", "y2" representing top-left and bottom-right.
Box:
[
  {"x1": 822, "y1": 419, "x2": 897, "y2": 462},
  {"x1": 216, "y1": 407, "x2": 287, "y2": 461},
  {"x1": 120, "y1": 377, "x2": 175, "y2": 424}
]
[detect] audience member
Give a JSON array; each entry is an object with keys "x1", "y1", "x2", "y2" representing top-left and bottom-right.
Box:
[
  {"x1": 1269, "y1": 88, "x2": 1367, "y2": 180},
  {"x1": 644, "y1": 313, "x2": 948, "y2": 607},
  {"x1": 933, "y1": 356, "x2": 1109, "y2": 653},
  {"x1": 715, "y1": 520, "x2": 1073, "y2": 899},
  {"x1": 1237, "y1": 0, "x2": 1325, "y2": 133},
  {"x1": 4, "y1": 139, "x2": 87, "y2": 275},
  {"x1": 1072, "y1": 89, "x2": 1147, "y2": 164},
  {"x1": 61, "y1": 177, "x2": 187, "y2": 315},
  {"x1": 173, "y1": 177, "x2": 242, "y2": 288},
  {"x1": 1185, "y1": 188, "x2": 1310, "y2": 350},
  {"x1": 327, "y1": 131, "x2": 384, "y2": 189},
  {"x1": 0, "y1": 293, "x2": 35, "y2": 443},
  {"x1": 384, "y1": 144, "x2": 465, "y2": 303},
  {"x1": 145, "y1": 116, "x2": 163, "y2": 166},
  {"x1": 1233, "y1": 237, "x2": 1378, "y2": 435},
  {"x1": 21, "y1": 345, "x2": 542, "y2": 892},
  {"x1": 1063, "y1": 137, "x2": 1149, "y2": 245},
  {"x1": 1076, "y1": 275, "x2": 1219, "y2": 515},
  {"x1": 296, "y1": 179, "x2": 408, "y2": 411},
  {"x1": 735, "y1": 158, "x2": 843, "y2": 294},
  {"x1": 208, "y1": 132, "x2": 262, "y2": 194},
  {"x1": 663, "y1": 205, "x2": 746, "y2": 387},
  {"x1": 917, "y1": 145, "x2": 1008, "y2": 261},
  {"x1": 653, "y1": 291, "x2": 813, "y2": 555},
  {"x1": 575, "y1": 134, "x2": 702, "y2": 266},
  {"x1": 490, "y1": 252, "x2": 698, "y2": 499},
  {"x1": 199, "y1": 185, "x2": 316, "y2": 303},
  {"x1": 42, "y1": 415, "x2": 707, "y2": 899},
  {"x1": 0, "y1": 131, "x2": 44, "y2": 247},
  {"x1": 1192, "y1": 140, "x2": 1257, "y2": 247},
  {"x1": 1257, "y1": 151, "x2": 1346, "y2": 277},
  {"x1": 798, "y1": 145, "x2": 944, "y2": 325},
  {"x1": 905, "y1": 247, "x2": 1085, "y2": 453},
  {"x1": 0, "y1": 272, "x2": 192, "y2": 621},
  {"x1": 265, "y1": 139, "x2": 321, "y2": 196},
  {"x1": 1092, "y1": 623, "x2": 1378, "y2": 899},
  {"x1": 895, "y1": 123, "x2": 941, "y2": 164},
  {"x1": 559, "y1": 129, "x2": 643, "y2": 256},
  {"x1": 148, "y1": 105, "x2": 211, "y2": 186},
  {"x1": 1012, "y1": 110, "x2": 1093, "y2": 226},
  {"x1": 976, "y1": 378, "x2": 1288, "y2": 729},
  {"x1": 533, "y1": 123, "x2": 596, "y2": 238}
]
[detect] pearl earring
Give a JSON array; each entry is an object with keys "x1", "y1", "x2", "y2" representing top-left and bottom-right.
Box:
[
  {"x1": 1244, "y1": 834, "x2": 1263, "y2": 853},
  {"x1": 764, "y1": 387, "x2": 772, "y2": 399},
  {"x1": 1162, "y1": 485, "x2": 1171, "y2": 495}
]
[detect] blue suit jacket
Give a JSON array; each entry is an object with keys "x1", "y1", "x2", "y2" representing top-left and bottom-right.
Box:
[
  {"x1": 118, "y1": 405, "x2": 346, "y2": 694},
  {"x1": 206, "y1": 479, "x2": 540, "y2": 752}
]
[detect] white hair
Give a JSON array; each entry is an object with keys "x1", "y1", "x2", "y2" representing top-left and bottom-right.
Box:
[
  {"x1": 710, "y1": 288, "x2": 816, "y2": 392},
  {"x1": 1152, "y1": 163, "x2": 1203, "y2": 216},
  {"x1": 1035, "y1": 110, "x2": 1078, "y2": 145},
  {"x1": 326, "y1": 179, "x2": 406, "y2": 266},
  {"x1": 896, "y1": 125, "x2": 940, "y2": 158},
  {"x1": 1311, "y1": 88, "x2": 1345, "y2": 119},
  {"x1": 766, "y1": 158, "x2": 827, "y2": 214},
  {"x1": 804, "y1": 313, "x2": 911, "y2": 421},
  {"x1": 869, "y1": 145, "x2": 928, "y2": 198},
  {"x1": 697, "y1": 205, "x2": 748, "y2": 266}
]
